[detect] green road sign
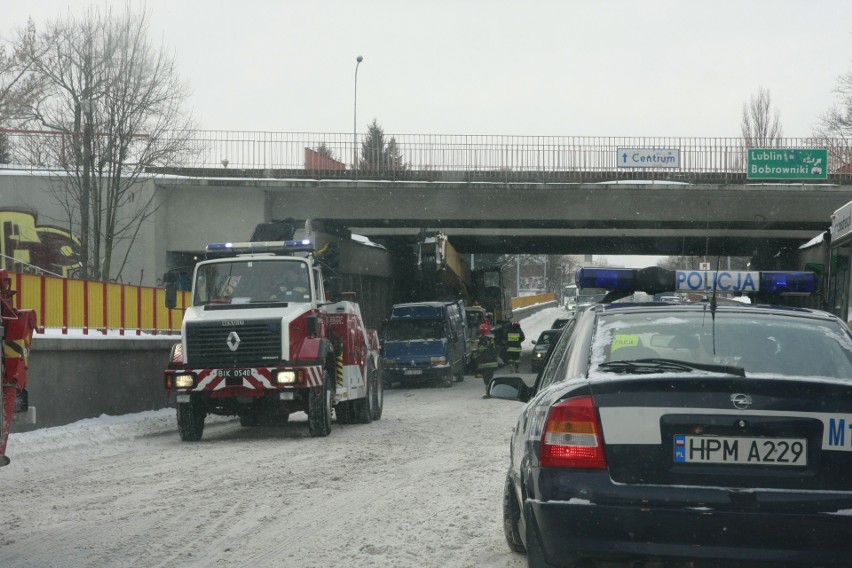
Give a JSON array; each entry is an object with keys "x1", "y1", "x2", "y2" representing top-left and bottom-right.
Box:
[{"x1": 747, "y1": 148, "x2": 828, "y2": 180}]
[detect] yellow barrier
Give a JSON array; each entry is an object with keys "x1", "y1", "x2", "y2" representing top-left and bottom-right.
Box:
[
  {"x1": 511, "y1": 293, "x2": 556, "y2": 310},
  {"x1": 9, "y1": 272, "x2": 190, "y2": 334}
]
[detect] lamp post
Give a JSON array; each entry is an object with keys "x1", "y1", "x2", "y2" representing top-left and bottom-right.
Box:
[{"x1": 354, "y1": 55, "x2": 363, "y2": 181}]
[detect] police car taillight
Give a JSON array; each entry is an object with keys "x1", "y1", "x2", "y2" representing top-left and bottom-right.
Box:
[{"x1": 540, "y1": 396, "x2": 606, "y2": 470}]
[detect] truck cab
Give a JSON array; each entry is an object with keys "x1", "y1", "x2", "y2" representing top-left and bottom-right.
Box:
[{"x1": 164, "y1": 240, "x2": 383, "y2": 441}]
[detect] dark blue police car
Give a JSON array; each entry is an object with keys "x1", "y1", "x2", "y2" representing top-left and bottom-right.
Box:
[{"x1": 491, "y1": 267, "x2": 852, "y2": 567}]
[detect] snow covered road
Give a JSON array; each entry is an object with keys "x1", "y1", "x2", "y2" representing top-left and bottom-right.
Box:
[{"x1": 1, "y1": 307, "x2": 569, "y2": 568}]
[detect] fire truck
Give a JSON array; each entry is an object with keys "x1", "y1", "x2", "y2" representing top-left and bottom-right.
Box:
[
  {"x1": 1, "y1": 270, "x2": 36, "y2": 466},
  {"x1": 163, "y1": 239, "x2": 383, "y2": 441}
]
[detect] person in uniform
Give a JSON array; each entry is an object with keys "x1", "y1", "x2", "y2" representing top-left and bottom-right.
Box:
[
  {"x1": 272, "y1": 267, "x2": 309, "y2": 300},
  {"x1": 505, "y1": 321, "x2": 525, "y2": 373}
]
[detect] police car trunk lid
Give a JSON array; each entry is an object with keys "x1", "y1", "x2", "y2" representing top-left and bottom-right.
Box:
[{"x1": 590, "y1": 375, "x2": 852, "y2": 492}]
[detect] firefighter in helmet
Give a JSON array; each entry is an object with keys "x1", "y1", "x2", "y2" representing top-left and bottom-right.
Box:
[
  {"x1": 272, "y1": 266, "x2": 309, "y2": 301},
  {"x1": 505, "y1": 321, "x2": 525, "y2": 373}
]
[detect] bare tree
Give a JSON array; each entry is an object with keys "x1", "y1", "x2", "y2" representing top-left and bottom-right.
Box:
[
  {"x1": 814, "y1": 66, "x2": 852, "y2": 169},
  {"x1": 741, "y1": 87, "x2": 784, "y2": 148},
  {"x1": 0, "y1": 42, "x2": 41, "y2": 123},
  {"x1": 0, "y1": 39, "x2": 44, "y2": 163},
  {"x1": 816, "y1": 69, "x2": 852, "y2": 141},
  {"x1": 13, "y1": 7, "x2": 196, "y2": 281}
]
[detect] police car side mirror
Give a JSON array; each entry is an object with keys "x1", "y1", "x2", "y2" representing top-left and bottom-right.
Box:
[{"x1": 486, "y1": 376, "x2": 530, "y2": 402}]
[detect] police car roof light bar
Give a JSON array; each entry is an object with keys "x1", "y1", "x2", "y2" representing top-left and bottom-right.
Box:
[
  {"x1": 577, "y1": 267, "x2": 819, "y2": 297},
  {"x1": 759, "y1": 271, "x2": 819, "y2": 295},
  {"x1": 576, "y1": 266, "x2": 673, "y2": 295},
  {"x1": 205, "y1": 239, "x2": 314, "y2": 257}
]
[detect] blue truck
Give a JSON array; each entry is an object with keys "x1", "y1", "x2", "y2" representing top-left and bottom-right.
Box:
[{"x1": 380, "y1": 301, "x2": 467, "y2": 388}]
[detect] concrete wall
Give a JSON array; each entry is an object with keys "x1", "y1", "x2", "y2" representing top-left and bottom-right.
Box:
[{"x1": 14, "y1": 335, "x2": 177, "y2": 433}]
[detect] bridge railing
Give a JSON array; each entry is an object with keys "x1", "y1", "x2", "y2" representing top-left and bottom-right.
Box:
[
  {"x1": 3, "y1": 130, "x2": 851, "y2": 182},
  {"x1": 9, "y1": 271, "x2": 189, "y2": 335}
]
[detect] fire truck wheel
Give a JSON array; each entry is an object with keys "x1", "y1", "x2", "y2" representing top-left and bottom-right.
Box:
[
  {"x1": 370, "y1": 364, "x2": 383, "y2": 421},
  {"x1": 353, "y1": 388, "x2": 372, "y2": 424},
  {"x1": 308, "y1": 368, "x2": 333, "y2": 437},
  {"x1": 352, "y1": 361, "x2": 375, "y2": 424},
  {"x1": 1, "y1": 385, "x2": 7, "y2": 463},
  {"x1": 177, "y1": 401, "x2": 205, "y2": 442}
]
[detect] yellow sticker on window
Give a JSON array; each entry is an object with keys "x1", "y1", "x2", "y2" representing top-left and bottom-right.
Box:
[{"x1": 611, "y1": 334, "x2": 640, "y2": 352}]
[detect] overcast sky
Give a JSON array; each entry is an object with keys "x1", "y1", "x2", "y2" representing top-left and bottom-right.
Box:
[{"x1": 2, "y1": 0, "x2": 852, "y2": 138}]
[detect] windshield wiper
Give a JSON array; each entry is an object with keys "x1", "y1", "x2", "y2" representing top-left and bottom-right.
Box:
[{"x1": 597, "y1": 358, "x2": 745, "y2": 376}]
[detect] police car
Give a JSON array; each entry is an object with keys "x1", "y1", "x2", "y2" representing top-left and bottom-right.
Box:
[{"x1": 491, "y1": 267, "x2": 852, "y2": 567}]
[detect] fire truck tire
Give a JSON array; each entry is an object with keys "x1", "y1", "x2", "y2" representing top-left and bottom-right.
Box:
[
  {"x1": 370, "y1": 364, "x2": 383, "y2": 421},
  {"x1": 1, "y1": 385, "x2": 7, "y2": 464},
  {"x1": 352, "y1": 361, "x2": 375, "y2": 424},
  {"x1": 308, "y1": 368, "x2": 333, "y2": 437},
  {"x1": 177, "y1": 401, "x2": 205, "y2": 442}
]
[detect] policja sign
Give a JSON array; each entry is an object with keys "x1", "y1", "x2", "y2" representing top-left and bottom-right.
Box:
[{"x1": 747, "y1": 148, "x2": 828, "y2": 180}]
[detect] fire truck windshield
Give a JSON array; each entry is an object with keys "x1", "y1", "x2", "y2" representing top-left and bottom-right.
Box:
[{"x1": 193, "y1": 259, "x2": 311, "y2": 305}]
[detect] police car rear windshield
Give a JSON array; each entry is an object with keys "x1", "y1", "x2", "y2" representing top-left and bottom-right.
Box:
[{"x1": 590, "y1": 311, "x2": 852, "y2": 379}]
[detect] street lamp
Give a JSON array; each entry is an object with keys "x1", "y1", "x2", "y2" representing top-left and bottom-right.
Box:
[{"x1": 354, "y1": 55, "x2": 363, "y2": 181}]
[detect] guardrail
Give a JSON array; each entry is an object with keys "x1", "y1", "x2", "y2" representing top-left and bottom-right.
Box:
[
  {"x1": 9, "y1": 272, "x2": 190, "y2": 335},
  {"x1": 3, "y1": 130, "x2": 851, "y2": 183},
  {"x1": 512, "y1": 293, "x2": 557, "y2": 310}
]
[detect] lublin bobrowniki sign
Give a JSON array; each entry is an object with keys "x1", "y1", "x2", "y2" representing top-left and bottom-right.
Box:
[{"x1": 747, "y1": 148, "x2": 828, "y2": 180}]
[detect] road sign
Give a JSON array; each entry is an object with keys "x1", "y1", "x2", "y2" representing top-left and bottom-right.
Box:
[
  {"x1": 747, "y1": 148, "x2": 828, "y2": 180},
  {"x1": 617, "y1": 148, "x2": 680, "y2": 169}
]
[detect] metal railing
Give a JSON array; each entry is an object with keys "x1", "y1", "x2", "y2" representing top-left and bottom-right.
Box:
[
  {"x1": 3, "y1": 129, "x2": 851, "y2": 183},
  {"x1": 9, "y1": 271, "x2": 190, "y2": 335}
]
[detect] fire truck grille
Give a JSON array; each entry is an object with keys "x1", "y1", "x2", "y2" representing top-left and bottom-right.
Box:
[{"x1": 185, "y1": 320, "x2": 282, "y2": 367}]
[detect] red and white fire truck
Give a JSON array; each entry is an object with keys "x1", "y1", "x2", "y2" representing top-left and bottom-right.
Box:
[
  {"x1": 1, "y1": 270, "x2": 36, "y2": 466},
  {"x1": 163, "y1": 239, "x2": 383, "y2": 441}
]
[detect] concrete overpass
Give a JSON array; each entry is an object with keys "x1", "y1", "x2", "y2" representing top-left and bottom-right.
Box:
[{"x1": 155, "y1": 176, "x2": 852, "y2": 258}]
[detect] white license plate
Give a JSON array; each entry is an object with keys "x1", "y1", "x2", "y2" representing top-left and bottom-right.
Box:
[
  {"x1": 403, "y1": 369, "x2": 423, "y2": 376},
  {"x1": 674, "y1": 435, "x2": 807, "y2": 466}
]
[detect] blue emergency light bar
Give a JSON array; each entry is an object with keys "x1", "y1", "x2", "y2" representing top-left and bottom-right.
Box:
[
  {"x1": 575, "y1": 268, "x2": 636, "y2": 292},
  {"x1": 205, "y1": 239, "x2": 314, "y2": 256},
  {"x1": 759, "y1": 271, "x2": 819, "y2": 295},
  {"x1": 576, "y1": 267, "x2": 819, "y2": 296}
]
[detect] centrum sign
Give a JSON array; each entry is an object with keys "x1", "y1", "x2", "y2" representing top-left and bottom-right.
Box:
[
  {"x1": 747, "y1": 148, "x2": 828, "y2": 180},
  {"x1": 617, "y1": 148, "x2": 680, "y2": 169}
]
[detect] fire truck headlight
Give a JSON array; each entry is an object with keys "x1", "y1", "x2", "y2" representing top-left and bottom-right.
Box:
[
  {"x1": 275, "y1": 370, "x2": 298, "y2": 385},
  {"x1": 174, "y1": 374, "x2": 195, "y2": 389}
]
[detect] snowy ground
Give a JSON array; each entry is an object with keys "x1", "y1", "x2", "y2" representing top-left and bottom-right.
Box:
[{"x1": 1, "y1": 306, "x2": 570, "y2": 568}]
